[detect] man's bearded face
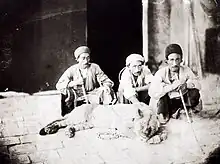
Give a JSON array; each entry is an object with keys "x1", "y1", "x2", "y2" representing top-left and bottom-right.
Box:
[{"x1": 167, "y1": 53, "x2": 182, "y2": 72}]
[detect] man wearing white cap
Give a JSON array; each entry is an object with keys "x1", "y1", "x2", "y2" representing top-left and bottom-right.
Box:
[
  {"x1": 56, "y1": 46, "x2": 115, "y2": 116},
  {"x1": 118, "y1": 54, "x2": 153, "y2": 104}
]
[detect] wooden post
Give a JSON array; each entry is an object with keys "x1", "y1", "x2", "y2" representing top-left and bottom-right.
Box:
[
  {"x1": 182, "y1": 0, "x2": 191, "y2": 66},
  {"x1": 142, "y1": 0, "x2": 149, "y2": 62},
  {"x1": 189, "y1": 0, "x2": 203, "y2": 78},
  {"x1": 148, "y1": 0, "x2": 170, "y2": 63}
]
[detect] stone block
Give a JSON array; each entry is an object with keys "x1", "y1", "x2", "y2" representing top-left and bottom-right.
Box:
[
  {"x1": 23, "y1": 116, "x2": 42, "y2": 123},
  {"x1": 36, "y1": 140, "x2": 64, "y2": 151},
  {"x1": 3, "y1": 126, "x2": 29, "y2": 137},
  {"x1": 8, "y1": 143, "x2": 36, "y2": 154},
  {"x1": 3, "y1": 116, "x2": 24, "y2": 123},
  {"x1": 26, "y1": 125, "x2": 41, "y2": 134},
  {"x1": 43, "y1": 159, "x2": 75, "y2": 164},
  {"x1": 20, "y1": 134, "x2": 39, "y2": 144},
  {"x1": 57, "y1": 148, "x2": 86, "y2": 160},
  {"x1": 11, "y1": 154, "x2": 31, "y2": 164},
  {"x1": 0, "y1": 136, "x2": 20, "y2": 146},
  {"x1": 77, "y1": 154, "x2": 105, "y2": 164},
  {"x1": 29, "y1": 150, "x2": 60, "y2": 163}
]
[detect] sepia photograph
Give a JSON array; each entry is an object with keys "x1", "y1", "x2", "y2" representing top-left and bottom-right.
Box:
[{"x1": 0, "y1": 0, "x2": 220, "y2": 163}]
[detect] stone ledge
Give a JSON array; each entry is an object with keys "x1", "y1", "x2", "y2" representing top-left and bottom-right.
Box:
[
  {"x1": 32, "y1": 90, "x2": 60, "y2": 96},
  {"x1": 0, "y1": 91, "x2": 30, "y2": 98},
  {"x1": 0, "y1": 137, "x2": 20, "y2": 146},
  {"x1": 11, "y1": 154, "x2": 31, "y2": 164},
  {"x1": 8, "y1": 144, "x2": 37, "y2": 154}
]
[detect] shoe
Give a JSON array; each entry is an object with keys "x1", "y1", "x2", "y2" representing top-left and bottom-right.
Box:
[
  {"x1": 157, "y1": 114, "x2": 169, "y2": 125},
  {"x1": 39, "y1": 121, "x2": 60, "y2": 136},
  {"x1": 172, "y1": 108, "x2": 181, "y2": 119},
  {"x1": 192, "y1": 99, "x2": 203, "y2": 113}
]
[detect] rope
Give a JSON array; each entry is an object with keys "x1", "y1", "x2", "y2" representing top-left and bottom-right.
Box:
[{"x1": 97, "y1": 130, "x2": 130, "y2": 140}]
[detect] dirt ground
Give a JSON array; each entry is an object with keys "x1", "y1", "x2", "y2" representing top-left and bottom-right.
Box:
[{"x1": 0, "y1": 74, "x2": 220, "y2": 164}]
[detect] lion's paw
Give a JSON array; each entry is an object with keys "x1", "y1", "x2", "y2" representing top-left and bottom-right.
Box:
[{"x1": 147, "y1": 135, "x2": 161, "y2": 144}]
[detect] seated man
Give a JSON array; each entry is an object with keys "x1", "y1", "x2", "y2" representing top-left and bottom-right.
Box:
[
  {"x1": 118, "y1": 54, "x2": 153, "y2": 104},
  {"x1": 149, "y1": 44, "x2": 202, "y2": 124},
  {"x1": 56, "y1": 46, "x2": 115, "y2": 116}
]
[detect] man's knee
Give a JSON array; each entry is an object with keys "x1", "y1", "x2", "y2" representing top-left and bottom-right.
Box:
[
  {"x1": 61, "y1": 93, "x2": 75, "y2": 117},
  {"x1": 186, "y1": 89, "x2": 200, "y2": 107},
  {"x1": 157, "y1": 95, "x2": 169, "y2": 115},
  {"x1": 138, "y1": 91, "x2": 150, "y2": 105}
]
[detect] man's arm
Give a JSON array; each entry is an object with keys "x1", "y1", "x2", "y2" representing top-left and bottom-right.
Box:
[
  {"x1": 149, "y1": 70, "x2": 177, "y2": 100},
  {"x1": 120, "y1": 68, "x2": 139, "y2": 102},
  {"x1": 135, "y1": 84, "x2": 150, "y2": 92},
  {"x1": 128, "y1": 96, "x2": 140, "y2": 104},
  {"x1": 56, "y1": 67, "x2": 74, "y2": 94},
  {"x1": 95, "y1": 64, "x2": 114, "y2": 88},
  {"x1": 185, "y1": 67, "x2": 201, "y2": 90},
  {"x1": 135, "y1": 66, "x2": 153, "y2": 92}
]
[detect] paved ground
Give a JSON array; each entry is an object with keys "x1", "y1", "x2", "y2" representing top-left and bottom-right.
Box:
[{"x1": 0, "y1": 74, "x2": 220, "y2": 164}]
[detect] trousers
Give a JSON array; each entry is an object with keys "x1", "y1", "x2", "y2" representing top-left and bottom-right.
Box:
[{"x1": 157, "y1": 88, "x2": 200, "y2": 117}]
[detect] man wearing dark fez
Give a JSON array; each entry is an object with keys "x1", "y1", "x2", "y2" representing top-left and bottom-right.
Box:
[{"x1": 149, "y1": 44, "x2": 202, "y2": 124}]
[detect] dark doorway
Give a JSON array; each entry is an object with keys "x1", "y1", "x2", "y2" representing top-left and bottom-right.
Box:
[
  {"x1": 205, "y1": 27, "x2": 220, "y2": 74},
  {"x1": 87, "y1": 0, "x2": 143, "y2": 90}
]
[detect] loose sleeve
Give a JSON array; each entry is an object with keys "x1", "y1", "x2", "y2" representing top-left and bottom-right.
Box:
[
  {"x1": 186, "y1": 67, "x2": 201, "y2": 90},
  {"x1": 149, "y1": 70, "x2": 173, "y2": 100},
  {"x1": 56, "y1": 67, "x2": 73, "y2": 95},
  {"x1": 95, "y1": 64, "x2": 114, "y2": 87},
  {"x1": 120, "y1": 69, "x2": 137, "y2": 99}
]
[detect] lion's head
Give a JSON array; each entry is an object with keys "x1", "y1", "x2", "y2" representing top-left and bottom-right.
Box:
[{"x1": 133, "y1": 103, "x2": 161, "y2": 142}]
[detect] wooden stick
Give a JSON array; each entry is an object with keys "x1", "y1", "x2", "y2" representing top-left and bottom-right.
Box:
[
  {"x1": 81, "y1": 83, "x2": 89, "y2": 104},
  {"x1": 179, "y1": 89, "x2": 191, "y2": 123},
  {"x1": 175, "y1": 74, "x2": 191, "y2": 123},
  {"x1": 176, "y1": 74, "x2": 205, "y2": 154},
  {"x1": 78, "y1": 69, "x2": 89, "y2": 104}
]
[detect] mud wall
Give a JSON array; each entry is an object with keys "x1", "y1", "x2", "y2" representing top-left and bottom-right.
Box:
[
  {"x1": 0, "y1": 0, "x2": 87, "y2": 93},
  {"x1": 144, "y1": 0, "x2": 220, "y2": 76}
]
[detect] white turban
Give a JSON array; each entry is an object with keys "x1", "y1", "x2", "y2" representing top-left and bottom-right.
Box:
[
  {"x1": 74, "y1": 46, "x2": 90, "y2": 59},
  {"x1": 125, "y1": 54, "x2": 145, "y2": 66}
]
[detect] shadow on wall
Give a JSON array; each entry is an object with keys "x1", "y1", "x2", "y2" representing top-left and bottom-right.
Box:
[
  {"x1": 205, "y1": 27, "x2": 220, "y2": 74},
  {"x1": 146, "y1": 56, "x2": 162, "y2": 75},
  {"x1": 0, "y1": 0, "x2": 42, "y2": 93},
  {"x1": 0, "y1": 0, "x2": 86, "y2": 93}
]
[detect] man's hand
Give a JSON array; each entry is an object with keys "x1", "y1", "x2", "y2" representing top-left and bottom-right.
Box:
[
  {"x1": 175, "y1": 83, "x2": 187, "y2": 93},
  {"x1": 68, "y1": 78, "x2": 84, "y2": 88},
  {"x1": 171, "y1": 79, "x2": 186, "y2": 91},
  {"x1": 103, "y1": 84, "x2": 111, "y2": 94},
  {"x1": 135, "y1": 84, "x2": 150, "y2": 92},
  {"x1": 186, "y1": 80, "x2": 195, "y2": 89}
]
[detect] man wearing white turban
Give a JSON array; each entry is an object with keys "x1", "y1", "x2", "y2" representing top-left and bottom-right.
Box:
[
  {"x1": 118, "y1": 54, "x2": 153, "y2": 104},
  {"x1": 56, "y1": 46, "x2": 115, "y2": 116}
]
